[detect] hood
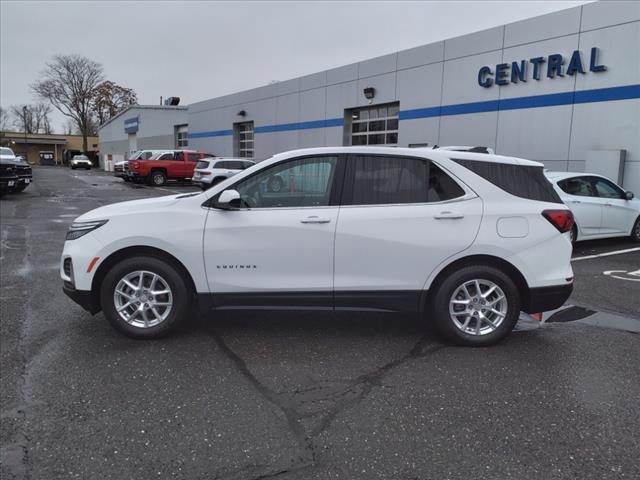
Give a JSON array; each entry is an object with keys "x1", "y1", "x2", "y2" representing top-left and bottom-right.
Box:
[{"x1": 75, "y1": 194, "x2": 185, "y2": 222}]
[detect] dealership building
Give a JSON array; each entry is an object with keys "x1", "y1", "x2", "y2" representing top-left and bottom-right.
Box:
[
  {"x1": 98, "y1": 104, "x2": 188, "y2": 168},
  {"x1": 99, "y1": 1, "x2": 639, "y2": 192}
]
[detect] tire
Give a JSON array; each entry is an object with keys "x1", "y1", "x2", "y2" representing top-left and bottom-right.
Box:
[
  {"x1": 123, "y1": 177, "x2": 130, "y2": 182},
  {"x1": 148, "y1": 170, "x2": 166, "y2": 186},
  {"x1": 268, "y1": 175, "x2": 284, "y2": 193},
  {"x1": 12, "y1": 185, "x2": 27, "y2": 193},
  {"x1": 212, "y1": 176, "x2": 226, "y2": 186},
  {"x1": 569, "y1": 224, "x2": 578, "y2": 244},
  {"x1": 631, "y1": 217, "x2": 640, "y2": 243},
  {"x1": 100, "y1": 255, "x2": 191, "y2": 339},
  {"x1": 71, "y1": 166, "x2": 76, "y2": 170},
  {"x1": 431, "y1": 265, "x2": 521, "y2": 347}
]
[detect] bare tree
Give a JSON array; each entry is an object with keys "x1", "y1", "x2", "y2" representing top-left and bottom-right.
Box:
[
  {"x1": 63, "y1": 119, "x2": 77, "y2": 135},
  {"x1": 0, "y1": 106, "x2": 10, "y2": 132},
  {"x1": 11, "y1": 104, "x2": 35, "y2": 134},
  {"x1": 33, "y1": 103, "x2": 53, "y2": 134},
  {"x1": 91, "y1": 80, "x2": 137, "y2": 126},
  {"x1": 32, "y1": 54, "x2": 104, "y2": 153}
]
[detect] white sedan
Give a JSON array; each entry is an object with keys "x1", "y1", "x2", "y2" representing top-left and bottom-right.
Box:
[{"x1": 546, "y1": 171, "x2": 640, "y2": 243}]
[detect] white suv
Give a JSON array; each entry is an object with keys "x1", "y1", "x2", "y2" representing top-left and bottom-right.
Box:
[
  {"x1": 192, "y1": 157, "x2": 255, "y2": 189},
  {"x1": 60, "y1": 147, "x2": 574, "y2": 346}
]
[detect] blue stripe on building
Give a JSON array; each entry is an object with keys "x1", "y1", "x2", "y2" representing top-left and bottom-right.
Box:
[{"x1": 189, "y1": 84, "x2": 640, "y2": 139}]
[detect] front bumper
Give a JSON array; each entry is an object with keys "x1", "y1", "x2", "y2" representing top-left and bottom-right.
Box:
[
  {"x1": 0, "y1": 175, "x2": 19, "y2": 190},
  {"x1": 62, "y1": 283, "x2": 100, "y2": 314},
  {"x1": 523, "y1": 283, "x2": 573, "y2": 313}
]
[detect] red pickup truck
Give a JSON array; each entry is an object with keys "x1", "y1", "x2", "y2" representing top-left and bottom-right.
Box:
[{"x1": 127, "y1": 150, "x2": 214, "y2": 186}]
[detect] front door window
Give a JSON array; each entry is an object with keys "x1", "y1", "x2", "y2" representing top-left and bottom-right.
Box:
[{"x1": 234, "y1": 156, "x2": 338, "y2": 208}]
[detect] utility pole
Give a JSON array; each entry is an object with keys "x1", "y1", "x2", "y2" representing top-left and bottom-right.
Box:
[{"x1": 22, "y1": 105, "x2": 28, "y2": 163}]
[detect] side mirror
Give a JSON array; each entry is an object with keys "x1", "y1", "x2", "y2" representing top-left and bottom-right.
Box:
[
  {"x1": 216, "y1": 189, "x2": 241, "y2": 209},
  {"x1": 625, "y1": 191, "x2": 634, "y2": 200}
]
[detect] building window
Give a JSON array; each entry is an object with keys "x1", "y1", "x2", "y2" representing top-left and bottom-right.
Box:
[
  {"x1": 175, "y1": 125, "x2": 188, "y2": 148},
  {"x1": 234, "y1": 121, "x2": 254, "y2": 158},
  {"x1": 345, "y1": 103, "x2": 399, "y2": 147}
]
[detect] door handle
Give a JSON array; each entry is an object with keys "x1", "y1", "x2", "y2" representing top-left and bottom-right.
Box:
[
  {"x1": 569, "y1": 200, "x2": 582, "y2": 204},
  {"x1": 300, "y1": 216, "x2": 331, "y2": 224},
  {"x1": 434, "y1": 211, "x2": 464, "y2": 220}
]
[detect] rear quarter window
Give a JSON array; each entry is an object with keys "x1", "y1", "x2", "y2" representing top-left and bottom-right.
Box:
[{"x1": 452, "y1": 158, "x2": 562, "y2": 204}]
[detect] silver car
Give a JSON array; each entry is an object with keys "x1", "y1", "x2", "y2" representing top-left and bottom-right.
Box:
[
  {"x1": 70, "y1": 155, "x2": 92, "y2": 170},
  {"x1": 192, "y1": 157, "x2": 255, "y2": 189}
]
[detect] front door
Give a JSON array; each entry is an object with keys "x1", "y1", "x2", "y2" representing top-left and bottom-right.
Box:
[
  {"x1": 203, "y1": 155, "x2": 343, "y2": 308},
  {"x1": 589, "y1": 176, "x2": 635, "y2": 235},
  {"x1": 558, "y1": 176, "x2": 603, "y2": 237},
  {"x1": 334, "y1": 154, "x2": 483, "y2": 312}
]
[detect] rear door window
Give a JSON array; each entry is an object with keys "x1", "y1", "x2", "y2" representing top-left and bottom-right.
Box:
[
  {"x1": 343, "y1": 155, "x2": 465, "y2": 206},
  {"x1": 452, "y1": 159, "x2": 562, "y2": 203},
  {"x1": 557, "y1": 177, "x2": 596, "y2": 197}
]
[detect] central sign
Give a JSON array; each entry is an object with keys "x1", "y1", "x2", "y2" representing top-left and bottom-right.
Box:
[
  {"x1": 478, "y1": 47, "x2": 606, "y2": 88},
  {"x1": 124, "y1": 117, "x2": 139, "y2": 134}
]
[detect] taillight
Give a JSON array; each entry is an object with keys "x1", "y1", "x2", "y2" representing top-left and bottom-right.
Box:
[
  {"x1": 200, "y1": 171, "x2": 212, "y2": 175},
  {"x1": 542, "y1": 209, "x2": 574, "y2": 233}
]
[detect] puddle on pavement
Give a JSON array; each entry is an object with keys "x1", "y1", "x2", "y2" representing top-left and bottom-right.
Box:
[{"x1": 516, "y1": 306, "x2": 640, "y2": 334}]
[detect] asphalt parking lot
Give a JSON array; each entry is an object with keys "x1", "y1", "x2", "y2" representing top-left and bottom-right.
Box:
[{"x1": 1, "y1": 167, "x2": 639, "y2": 480}]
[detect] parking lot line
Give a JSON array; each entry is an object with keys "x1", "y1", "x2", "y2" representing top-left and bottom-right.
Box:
[{"x1": 572, "y1": 246, "x2": 640, "y2": 262}]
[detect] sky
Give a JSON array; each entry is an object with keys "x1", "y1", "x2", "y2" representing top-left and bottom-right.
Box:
[{"x1": 1, "y1": 0, "x2": 592, "y2": 132}]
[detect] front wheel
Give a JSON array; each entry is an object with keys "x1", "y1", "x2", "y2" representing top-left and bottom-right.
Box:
[
  {"x1": 431, "y1": 265, "x2": 520, "y2": 346},
  {"x1": 12, "y1": 185, "x2": 27, "y2": 193},
  {"x1": 100, "y1": 256, "x2": 191, "y2": 339},
  {"x1": 631, "y1": 217, "x2": 640, "y2": 243}
]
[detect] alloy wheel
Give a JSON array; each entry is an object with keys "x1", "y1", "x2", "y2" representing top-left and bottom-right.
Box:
[
  {"x1": 113, "y1": 270, "x2": 173, "y2": 328},
  {"x1": 449, "y1": 279, "x2": 508, "y2": 336}
]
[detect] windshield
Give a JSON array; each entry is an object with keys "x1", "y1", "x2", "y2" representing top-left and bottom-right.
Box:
[
  {"x1": 74, "y1": 155, "x2": 89, "y2": 160},
  {"x1": 0, "y1": 147, "x2": 15, "y2": 156}
]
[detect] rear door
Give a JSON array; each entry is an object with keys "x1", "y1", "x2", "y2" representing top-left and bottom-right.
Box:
[
  {"x1": 333, "y1": 154, "x2": 482, "y2": 312},
  {"x1": 556, "y1": 176, "x2": 603, "y2": 237}
]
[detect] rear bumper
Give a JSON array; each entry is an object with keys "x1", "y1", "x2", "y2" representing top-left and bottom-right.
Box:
[
  {"x1": 62, "y1": 283, "x2": 100, "y2": 314},
  {"x1": 523, "y1": 283, "x2": 573, "y2": 313}
]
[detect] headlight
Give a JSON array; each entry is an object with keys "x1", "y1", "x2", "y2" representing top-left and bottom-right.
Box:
[{"x1": 66, "y1": 220, "x2": 108, "y2": 240}]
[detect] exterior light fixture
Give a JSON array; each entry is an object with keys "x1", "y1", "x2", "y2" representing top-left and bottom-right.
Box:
[
  {"x1": 238, "y1": 110, "x2": 246, "y2": 117},
  {"x1": 363, "y1": 87, "x2": 375, "y2": 100}
]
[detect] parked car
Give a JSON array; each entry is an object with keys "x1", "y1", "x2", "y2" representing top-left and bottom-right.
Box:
[
  {"x1": 70, "y1": 155, "x2": 92, "y2": 170},
  {"x1": 61, "y1": 146, "x2": 574, "y2": 346},
  {"x1": 192, "y1": 157, "x2": 255, "y2": 189},
  {"x1": 114, "y1": 150, "x2": 165, "y2": 181},
  {"x1": 546, "y1": 172, "x2": 640, "y2": 243},
  {"x1": 127, "y1": 150, "x2": 213, "y2": 186},
  {"x1": 0, "y1": 150, "x2": 19, "y2": 197},
  {"x1": 0, "y1": 147, "x2": 32, "y2": 194}
]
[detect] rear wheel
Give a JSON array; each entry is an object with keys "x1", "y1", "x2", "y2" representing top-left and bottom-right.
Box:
[
  {"x1": 431, "y1": 265, "x2": 520, "y2": 346},
  {"x1": 212, "y1": 176, "x2": 226, "y2": 186},
  {"x1": 100, "y1": 256, "x2": 190, "y2": 339},
  {"x1": 631, "y1": 217, "x2": 640, "y2": 242},
  {"x1": 148, "y1": 170, "x2": 166, "y2": 186}
]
